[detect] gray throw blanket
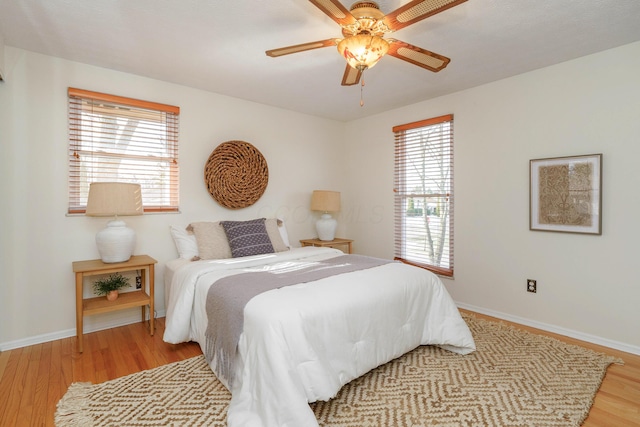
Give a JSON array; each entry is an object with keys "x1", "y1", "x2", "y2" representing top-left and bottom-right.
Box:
[{"x1": 204, "y1": 254, "x2": 392, "y2": 387}]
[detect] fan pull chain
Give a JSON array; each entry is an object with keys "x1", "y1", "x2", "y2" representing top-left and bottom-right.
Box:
[{"x1": 360, "y1": 72, "x2": 365, "y2": 107}]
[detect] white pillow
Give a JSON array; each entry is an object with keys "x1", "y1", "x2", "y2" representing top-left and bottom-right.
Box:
[
  {"x1": 169, "y1": 225, "x2": 199, "y2": 260},
  {"x1": 277, "y1": 219, "x2": 290, "y2": 248}
]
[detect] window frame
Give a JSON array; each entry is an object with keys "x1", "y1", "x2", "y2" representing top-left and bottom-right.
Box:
[
  {"x1": 393, "y1": 114, "x2": 454, "y2": 277},
  {"x1": 68, "y1": 88, "x2": 180, "y2": 214}
]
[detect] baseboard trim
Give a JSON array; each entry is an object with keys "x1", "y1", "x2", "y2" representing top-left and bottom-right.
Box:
[
  {"x1": 3, "y1": 305, "x2": 639, "y2": 356},
  {"x1": 0, "y1": 309, "x2": 166, "y2": 352},
  {"x1": 457, "y1": 302, "x2": 640, "y2": 356}
]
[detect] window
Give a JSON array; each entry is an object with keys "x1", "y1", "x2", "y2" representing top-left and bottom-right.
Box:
[
  {"x1": 68, "y1": 88, "x2": 180, "y2": 214},
  {"x1": 393, "y1": 114, "x2": 454, "y2": 276}
]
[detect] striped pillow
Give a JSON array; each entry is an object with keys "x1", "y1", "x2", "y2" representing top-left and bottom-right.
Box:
[{"x1": 220, "y1": 218, "x2": 275, "y2": 258}]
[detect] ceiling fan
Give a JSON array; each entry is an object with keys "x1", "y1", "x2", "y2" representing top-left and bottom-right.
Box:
[{"x1": 266, "y1": 0, "x2": 468, "y2": 86}]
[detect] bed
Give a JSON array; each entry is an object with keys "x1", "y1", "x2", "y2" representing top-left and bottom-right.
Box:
[{"x1": 163, "y1": 219, "x2": 476, "y2": 427}]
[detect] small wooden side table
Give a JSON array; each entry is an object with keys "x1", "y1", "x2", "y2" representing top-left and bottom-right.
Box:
[
  {"x1": 72, "y1": 255, "x2": 157, "y2": 353},
  {"x1": 300, "y1": 237, "x2": 353, "y2": 254}
]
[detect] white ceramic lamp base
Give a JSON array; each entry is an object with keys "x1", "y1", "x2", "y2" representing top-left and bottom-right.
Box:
[
  {"x1": 316, "y1": 213, "x2": 337, "y2": 241},
  {"x1": 95, "y1": 219, "x2": 136, "y2": 263}
]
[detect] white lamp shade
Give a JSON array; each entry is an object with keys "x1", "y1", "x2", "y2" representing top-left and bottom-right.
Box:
[
  {"x1": 311, "y1": 190, "x2": 340, "y2": 241},
  {"x1": 86, "y1": 182, "x2": 143, "y2": 263}
]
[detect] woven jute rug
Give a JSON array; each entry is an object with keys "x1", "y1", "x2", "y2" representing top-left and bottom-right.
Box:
[{"x1": 55, "y1": 314, "x2": 622, "y2": 426}]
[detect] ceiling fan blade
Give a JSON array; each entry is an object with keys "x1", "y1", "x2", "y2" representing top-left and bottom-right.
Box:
[
  {"x1": 341, "y1": 65, "x2": 362, "y2": 86},
  {"x1": 309, "y1": 0, "x2": 357, "y2": 27},
  {"x1": 387, "y1": 39, "x2": 450, "y2": 72},
  {"x1": 266, "y1": 39, "x2": 340, "y2": 57},
  {"x1": 382, "y1": 0, "x2": 468, "y2": 31}
]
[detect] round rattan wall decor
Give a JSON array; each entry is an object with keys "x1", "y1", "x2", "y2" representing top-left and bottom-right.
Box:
[{"x1": 204, "y1": 140, "x2": 269, "y2": 209}]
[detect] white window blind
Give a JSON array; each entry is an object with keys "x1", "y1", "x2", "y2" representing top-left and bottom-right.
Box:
[
  {"x1": 68, "y1": 88, "x2": 180, "y2": 214},
  {"x1": 393, "y1": 114, "x2": 454, "y2": 277}
]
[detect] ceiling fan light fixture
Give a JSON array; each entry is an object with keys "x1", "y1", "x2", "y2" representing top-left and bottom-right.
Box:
[
  {"x1": 337, "y1": 34, "x2": 389, "y2": 71},
  {"x1": 267, "y1": 0, "x2": 467, "y2": 87}
]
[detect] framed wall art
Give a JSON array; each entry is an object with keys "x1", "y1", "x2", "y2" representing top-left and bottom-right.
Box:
[{"x1": 530, "y1": 154, "x2": 602, "y2": 235}]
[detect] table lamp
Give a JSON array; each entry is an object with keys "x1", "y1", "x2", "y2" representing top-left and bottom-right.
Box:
[
  {"x1": 310, "y1": 190, "x2": 341, "y2": 241},
  {"x1": 86, "y1": 182, "x2": 143, "y2": 263}
]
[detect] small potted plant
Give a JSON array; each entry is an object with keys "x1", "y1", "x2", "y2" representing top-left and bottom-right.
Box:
[{"x1": 93, "y1": 273, "x2": 130, "y2": 301}]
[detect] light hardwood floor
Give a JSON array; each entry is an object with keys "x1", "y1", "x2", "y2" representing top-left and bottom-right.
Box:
[{"x1": 0, "y1": 313, "x2": 638, "y2": 426}]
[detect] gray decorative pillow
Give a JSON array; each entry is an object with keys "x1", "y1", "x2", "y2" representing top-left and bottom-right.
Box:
[{"x1": 220, "y1": 218, "x2": 275, "y2": 258}]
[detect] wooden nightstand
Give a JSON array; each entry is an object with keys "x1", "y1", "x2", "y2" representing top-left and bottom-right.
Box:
[
  {"x1": 72, "y1": 255, "x2": 157, "y2": 353},
  {"x1": 300, "y1": 237, "x2": 353, "y2": 254}
]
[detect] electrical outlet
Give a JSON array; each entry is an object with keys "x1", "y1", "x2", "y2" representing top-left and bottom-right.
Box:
[{"x1": 527, "y1": 279, "x2": 537, "y2": 293}]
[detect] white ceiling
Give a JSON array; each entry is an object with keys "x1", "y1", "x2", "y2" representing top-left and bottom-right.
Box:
[{"x1": 1, "y1": 0, "x2": 640, "y2": 121}]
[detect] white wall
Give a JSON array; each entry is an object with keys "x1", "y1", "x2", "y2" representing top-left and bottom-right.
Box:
[
  {"x1": 0, "y1": 47, "x2": 346, "y2": 349},
  {"x1": 3, "y1": 41, "x2": 640, "y2": 354},
  {"x1": 343, "y1": 41, "x2": 640, "y2": 353}
]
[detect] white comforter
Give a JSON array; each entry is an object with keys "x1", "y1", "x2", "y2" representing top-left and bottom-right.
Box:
[{"x1": 164, "y1": 247, "x2": 476, "y2": 427}]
